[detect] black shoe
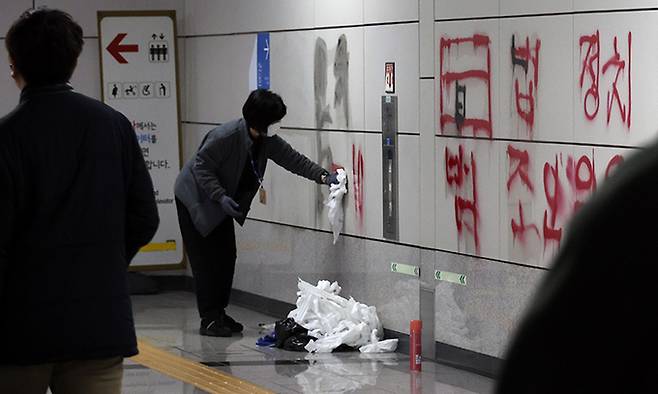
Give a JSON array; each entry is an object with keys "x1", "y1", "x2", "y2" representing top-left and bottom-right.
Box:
[
  {"x1": 199, "y1": 318, "x2": 232, "y2": 337},
  {"x1": 224, "y1": 314, "x2": 244, "y2": 333}
]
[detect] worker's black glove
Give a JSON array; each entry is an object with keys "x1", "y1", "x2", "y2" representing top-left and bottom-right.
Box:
[
  {"x1": 220, "y1": 195, "x2": 241, "y2": 217},
  {"x1": 323, "y1": 171, "x2": 340, "y2": 186}
]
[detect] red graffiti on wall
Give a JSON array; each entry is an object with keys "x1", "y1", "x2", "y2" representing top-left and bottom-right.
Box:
[
  {"x1": 579, "y1": 30, "x2": 632, "y2": 129},
  {"x1": 605, "y1": 154, "x2": 624, "y2": 178},
  {"x1": 542, "y1": 155, "x2": 565, "y2": 249},
  {"x1": 511, "y1": 201, "x2": 540, "y2": 244},
  {"x1": 504, "y1": 149, "x2": 625, "y2": 255},
  {"x1": 352, "y1": 144, "x2": 365, "y2": 229},
  {"x1": 439, "y1": 35, "x2": 493, "y2": 138},
  {"x1": 445, "y1": 145, "x2": 480, "y2": 254},
  {"x1": 511, "y1": 35, "x2": 541, "y2": 133},
  {"x1": 579, "y1": 31, "x2": 600, "y2": 121},
  {"x1": 507, "y1": 145, "x2": 534, "y2": 193},
  {"x1": 506, "y1": 145, "x2": 539, "y2": 246},
  {"x1": 603, "y1": 33, "x2": 632, "y2": 128},
  {"x1": 566, "y1": 152, "x2": 626, "y2": 212},
  {"x1": 566, "y1": 152, "x2": 596, "y2": 212}
]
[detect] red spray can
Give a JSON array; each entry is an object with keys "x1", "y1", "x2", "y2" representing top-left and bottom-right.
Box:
[{"x1": 410, "y1": 320, "x2": 422, "y2": 371}]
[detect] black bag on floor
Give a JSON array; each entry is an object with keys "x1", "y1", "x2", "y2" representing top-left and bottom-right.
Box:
[
  {"x1": 282, "y1": 334, "x2": 316, "y2": 351},
  {"x1": 274, "y1": 318, "x2": 315, "y2": 351}
]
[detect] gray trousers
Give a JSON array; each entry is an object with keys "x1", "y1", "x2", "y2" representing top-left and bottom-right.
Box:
[{"x1": 0, "y1": 357, "x2": 123, "y2": 394}]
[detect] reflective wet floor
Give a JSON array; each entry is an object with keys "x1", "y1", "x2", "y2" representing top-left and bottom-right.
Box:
[{"x1": 124, "y1": 291, "x2": 494, "y2": 393}]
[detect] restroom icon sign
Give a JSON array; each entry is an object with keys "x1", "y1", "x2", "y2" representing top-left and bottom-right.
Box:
[
  {"x1": 108, "y1": 82, "x2": 122, "y2": 99},
  {"x1": 140, "y1": 82, "x2": 155, "y2": 98},
  {"x1": 149, "y1": 34, "x2": 169, "y2": 63},
  {"x1": 156, "y1": 82, "x2": 170, "y2": 98},
  {"x1": 123, "y1": 82, "x2": 139, "y2": 98}
]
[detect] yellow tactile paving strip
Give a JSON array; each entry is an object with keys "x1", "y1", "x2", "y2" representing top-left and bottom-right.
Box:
[{"x1": 131, "y1": 339, "x2": 274, "y2": 394}]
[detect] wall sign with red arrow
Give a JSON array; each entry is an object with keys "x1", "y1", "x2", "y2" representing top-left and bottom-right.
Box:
[
  {"x1": 106, "y1": 33, "x2": 139, "y2": 64},
  {"x1": 98, "y1": 11, "x2": 184, "y2": 269}
]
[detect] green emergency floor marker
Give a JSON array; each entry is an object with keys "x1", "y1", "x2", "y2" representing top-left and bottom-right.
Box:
[
  {"x1": 390, "y1": 262, "x2": 420, "y2": 277},
  {"x1": 435, "y1": 270, "x2": 467, "y2": 286}
]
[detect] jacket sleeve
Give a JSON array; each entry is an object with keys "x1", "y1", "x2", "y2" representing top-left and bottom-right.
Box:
[
  {"x1": 192, "y1": 131, "x2": 232, "y2": 201},
  {"x1": 123, "y1": 117, "x2": 160, "y2": 263},
  {"x1": 268, "y1": 135, "x2": 328, "y2": 184},
  {"x1": 0, "y1": 153, "x2": 14, "y2": 299}
]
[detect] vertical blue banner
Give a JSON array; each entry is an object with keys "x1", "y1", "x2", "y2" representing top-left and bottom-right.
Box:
[{"x1": 257, "y1": 32, "x2": 270, "y2": 89}]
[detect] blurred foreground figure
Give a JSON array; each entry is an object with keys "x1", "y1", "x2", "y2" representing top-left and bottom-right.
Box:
[
  {"x1": 496, "y1": 142, "x2": 658, "y2": 393},
  {"x1": 0, "y1": 8, "x2": 159, "y2": 394}
]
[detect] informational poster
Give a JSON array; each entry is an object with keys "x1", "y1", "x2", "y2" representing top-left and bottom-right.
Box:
[{"x1": 98, "y1": 11, "x2": 184, "y2": 270}]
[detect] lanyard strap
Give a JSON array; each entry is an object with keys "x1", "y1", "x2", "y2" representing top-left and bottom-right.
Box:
[{"x1": 249, "y1": 152, "x2": 264, "y2": 186}]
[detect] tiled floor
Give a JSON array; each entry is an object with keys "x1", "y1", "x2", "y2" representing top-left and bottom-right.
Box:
[{"x1": 128, "y1": 291, "x2": 495, "y2": 394}]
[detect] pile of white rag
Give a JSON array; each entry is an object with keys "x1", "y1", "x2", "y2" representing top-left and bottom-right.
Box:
[
  {"x1": 325, "y1": 169, "x2": 348, "y2": 244},
  {"x1": 287, "y1": 278, "x2": 398, "y2": 353}
]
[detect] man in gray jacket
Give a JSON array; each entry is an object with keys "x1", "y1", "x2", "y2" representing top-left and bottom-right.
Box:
[{"x1": 175, "y1": 89, "x2": 340, "y2": 336}]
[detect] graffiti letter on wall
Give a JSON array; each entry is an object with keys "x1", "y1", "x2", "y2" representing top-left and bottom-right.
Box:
[
  {"x1": 543, "y1": 156, "x2": 564, "y2": 249},
  {"x1": 602, "y1": 32, "x2": 632, "y2": 129},
  {"x1": 567, "y1": 153, "x2": 596, "y2": 212},
  {"x1": 352, "y1": 144, "x2": 364, "y2": 230},
  {"x1": 579, "y1": 31, "x2": 600, "y2": 121},
  {"x1": 511, "y1": 202, "x2": 539, "y2": 244},
  {"x1": 579, "y1": 31, "x2": 631, "y2": 129},
  {"x1": 605, "y1": 154, "x2": 624, "y2": 179},
  {"x1": 314, "y1": 35, "x2": 350, "y2": 129},
  {"x1": 439, "y1": 35, "x2": 493, "y2": 138},
  {"x1": 507, "y1": 145, "x2": 534, "y2": 193},
  {"x1": 511, "y1": 35, "x2": 541, "y2": 133},
  {"x1": 334, "y1": 35, "x2": 350, "y2": 128},
  {"x1": 445, "y1": 145, "x2": 480, "y2": 254},
  {"x1": 314, "y1": 38, "x2": 333, "y2": 129}
]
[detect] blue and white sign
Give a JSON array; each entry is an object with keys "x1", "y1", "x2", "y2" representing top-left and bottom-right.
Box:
[{"x1": 257, "y1": 32, "x2": 270, "y2": 89}]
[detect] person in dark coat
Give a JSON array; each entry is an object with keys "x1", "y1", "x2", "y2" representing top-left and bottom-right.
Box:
[
  {"x1": 0, "y1": 8, "x2": 159, "y2": 394},
  {"x1": 175, "y1": 89, "x2": 341, "y2": 337},
  {"x1": 496, "y1": 141, "x2": 658, "y2": 393}
]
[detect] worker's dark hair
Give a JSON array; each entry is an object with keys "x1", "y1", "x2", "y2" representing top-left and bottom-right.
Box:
[
  {"x1": 242, "y1": 89, "x2": 287, "y2": 133},
  {"x1": 5, "y1": 8, "x2": 83, "y2": 87}
]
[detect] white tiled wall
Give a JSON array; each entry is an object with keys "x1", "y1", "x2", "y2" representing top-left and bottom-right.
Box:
[
  {"x1": 0, "y1": 0, "x2": 32, "y2": 36},
  {"x1": 185, "y1": 35, "x2": 253, "y2": 124},
  {"x1": 270, "y1": 31, "x2": 316, "y2": 128},
  {"x1": 315, "y1": 0, "x2": 363, "y2": 28},
  {"x1": 70, "y1": 39, "x2": 101, "y2": 100},
  {"x1": 364, "y1": 0, "x2": 419, "y2": 24},
  {"x1": 0, "y1": 40, "x2": 19, "y2": 115},
  {"x1": 499, "y1": 0, "x2": 573, "y2": 15},
  {"x1": 573, "y1": 0, "x2": 658, "y2": 12},
  {"x1": 435, "y1": 0, "x2": 498, "y2": 20},
  {"x1": 364, "y1": 23, "x2": 419, "y2": 133},
  {"x1": 183, "y1": 0, "x2": 314, "y2": 36},
  {"x1": 437, "y1": 0, "x2": 655, "y2": 20}
]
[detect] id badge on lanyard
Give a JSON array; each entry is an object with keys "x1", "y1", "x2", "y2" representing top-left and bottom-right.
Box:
[{"x1": 250, "y1": 153, "x2": 266, "y2": 205}]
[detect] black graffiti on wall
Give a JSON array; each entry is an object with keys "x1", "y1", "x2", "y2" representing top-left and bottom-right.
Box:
[{"x1": 314, "y1": 34, "x2": 350, "y2": 129}]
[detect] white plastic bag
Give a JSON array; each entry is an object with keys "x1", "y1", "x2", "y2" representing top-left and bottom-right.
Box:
[
  {"x1": 288, "y1": 278, "x2": 396, "y2": 353},
  {"x1": 325, "y1": 169, "x2": 348, "y2": 244},
  {"x1": 359, "y1": 339, "x2": 399, "y2": 353}
]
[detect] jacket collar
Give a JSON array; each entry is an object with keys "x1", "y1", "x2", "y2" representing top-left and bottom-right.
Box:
[
  {"x1": 20, "y1": 83, "x2": 74, "y2": 104},
  {"x1": 241, "y1": 118, "x2": 254, "y2": 150}
]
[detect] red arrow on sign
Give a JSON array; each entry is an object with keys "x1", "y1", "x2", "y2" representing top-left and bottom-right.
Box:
[{"x1": 106, "y1": 33, "x2": 139, "y2": 64}]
